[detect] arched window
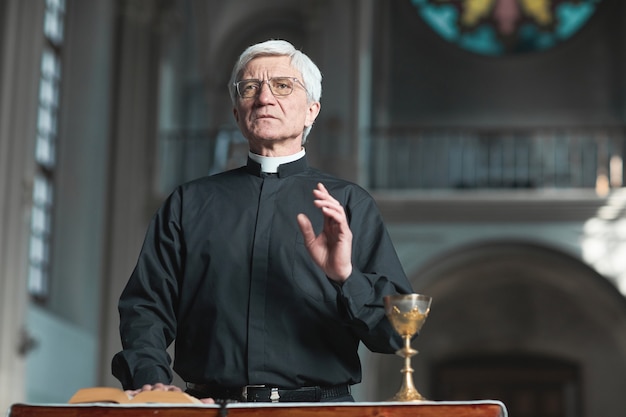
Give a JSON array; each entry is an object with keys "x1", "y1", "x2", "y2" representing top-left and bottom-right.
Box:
[{"x1": 28, "y1": 0, "x2": 65, "y2": 301}]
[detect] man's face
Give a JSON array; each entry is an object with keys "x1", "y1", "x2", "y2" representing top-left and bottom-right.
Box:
[{"x1": 233, "y1": 55, "x2": 320, "y2": 154}]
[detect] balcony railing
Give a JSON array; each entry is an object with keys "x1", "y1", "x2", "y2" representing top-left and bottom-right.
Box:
[
  {"x1": 369, "y1": 127, "x2": 625, "y2": 191},
  {"x1": 158, "y1": 126, "x2": 626, "y2": 194}
]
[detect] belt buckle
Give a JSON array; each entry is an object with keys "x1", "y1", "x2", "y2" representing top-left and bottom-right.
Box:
[
  {"x1": 241, "y1": 384, "x2": 265, "y2": 401},
  {"x1": 269, "y1": 387, "x2": 280, "y2": 402}
]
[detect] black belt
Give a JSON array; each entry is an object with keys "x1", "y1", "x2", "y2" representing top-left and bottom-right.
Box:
[{"x1": 186, "y1": 382, "x2": 351, "y2": 402}]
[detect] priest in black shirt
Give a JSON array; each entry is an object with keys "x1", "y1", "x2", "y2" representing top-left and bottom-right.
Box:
[{"x1": 112, "y1": 39, "x2": 414, "y2": 403}]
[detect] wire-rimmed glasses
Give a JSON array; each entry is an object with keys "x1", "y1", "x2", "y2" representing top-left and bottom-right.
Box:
[{"x1": 234, "y1": 77, "x2": 306, "y2": 99}]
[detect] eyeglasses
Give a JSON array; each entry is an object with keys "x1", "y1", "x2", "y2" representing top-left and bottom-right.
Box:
[{"x1": 234, "y1": 77, "x2": 307, "y2": 99}]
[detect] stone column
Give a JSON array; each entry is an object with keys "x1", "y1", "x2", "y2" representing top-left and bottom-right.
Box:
[{"x1": 0, "y1": 0, "x2": 46, "y2": 411}]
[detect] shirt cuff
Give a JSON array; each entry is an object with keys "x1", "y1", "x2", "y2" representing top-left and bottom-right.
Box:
[{"x1": 334, "y1": 270, "x2": 377, "y2": 321}]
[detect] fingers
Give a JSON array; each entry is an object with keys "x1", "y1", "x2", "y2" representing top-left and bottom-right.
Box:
[
  {"x1": 312, "y1": 183, "x2": 337, "y2": 206},
  {"x1": 297, "y1": 213, "x2": 315, "y2": 244},
  {"x1": 127, "y1": 383, "x2": 182, "y2": 397},
  {"x1": 312, "y1": 183, "x2": 341, "y2": 209},
  {"x1": 200, "y1": 398, "x2": 216, "y2": 404},
  {"x1": 312, "y1": 183, "x2": 347, "y2": 226},
  {"x1": 125, "y1": 389, "x2": 141, "y2": 397},
  {"x1": 299, "y1": 183, "x2": 347, "y2": 234}
]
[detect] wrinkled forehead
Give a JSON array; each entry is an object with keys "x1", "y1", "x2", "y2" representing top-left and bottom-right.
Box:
[{"x1": 239, "y1": 55, "x2": 300, "y2": 79}]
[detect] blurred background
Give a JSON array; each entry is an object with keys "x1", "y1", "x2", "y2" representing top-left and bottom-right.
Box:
[{"x1": 2, "y1": 0, "x2": 626, "y2": 416}]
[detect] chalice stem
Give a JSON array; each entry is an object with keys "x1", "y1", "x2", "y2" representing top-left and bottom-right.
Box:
[{"x1": 392, "y1": 334, "x2": 425, "y2": 401}]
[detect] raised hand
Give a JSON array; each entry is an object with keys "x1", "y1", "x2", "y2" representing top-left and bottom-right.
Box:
[{"x1": 297, "y1": 182, "x2": 353, "y2": 283}]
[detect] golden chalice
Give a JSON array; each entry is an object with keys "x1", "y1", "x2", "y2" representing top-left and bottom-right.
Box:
[{"x1": 384, "y1": 293, "x2": 432, "y2": 401}]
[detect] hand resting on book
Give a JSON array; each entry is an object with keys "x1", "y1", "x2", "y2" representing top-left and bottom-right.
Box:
[{"x1": 126, "y1": 383, "x2": 215, "y2": 404}]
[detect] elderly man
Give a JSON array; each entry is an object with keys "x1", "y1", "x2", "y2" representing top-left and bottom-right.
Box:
[{"x1": 112, "y1": 39, "x2": 413, "y2": 403}]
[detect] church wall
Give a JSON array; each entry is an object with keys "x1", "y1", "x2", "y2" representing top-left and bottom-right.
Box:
[
  {"x1": 23, "y1": 0, "x2": 116, "y2": 404},
  {"x1": 378, "y1": 0, "x2": 624, "y2": 128}
]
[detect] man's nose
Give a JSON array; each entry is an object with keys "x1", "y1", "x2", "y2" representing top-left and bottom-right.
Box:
[{"x1": 257, "y1": 81, "x2": 275, "y2": 101}]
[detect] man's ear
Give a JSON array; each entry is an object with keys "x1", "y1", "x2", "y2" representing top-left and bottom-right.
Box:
[
  {"x1": 305, "y1": 101, "x2": 321, "y2": 127},
  {"x1": 233, "y1": 107, "x2": 239, "y2": 122}
]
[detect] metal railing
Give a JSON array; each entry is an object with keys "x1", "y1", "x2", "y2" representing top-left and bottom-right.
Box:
[
  {"x1": 158, "y1": 126, "x2": 626, "y2": 192},
  {"x1": 369, "y1": 127, "x2": 625, "y2": 190}
]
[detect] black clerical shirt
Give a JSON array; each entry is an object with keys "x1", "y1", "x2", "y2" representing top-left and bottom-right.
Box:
[{"x1": 112, "y1": 156, "x2": 413, "y2": 390}]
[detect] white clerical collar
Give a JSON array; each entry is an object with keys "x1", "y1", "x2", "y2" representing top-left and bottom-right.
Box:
[{"x1": 248, "y1": 149, "x2": 306, "y2": 173}]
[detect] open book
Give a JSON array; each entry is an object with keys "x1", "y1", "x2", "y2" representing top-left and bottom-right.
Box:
[{"x1": 68, "y1": 387, "x2": 202, "y2": 404}]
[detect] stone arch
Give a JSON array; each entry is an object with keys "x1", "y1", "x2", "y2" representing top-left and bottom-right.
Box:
[{"x1": 361, "y1": 239, "x2": 626, "y2": 417}]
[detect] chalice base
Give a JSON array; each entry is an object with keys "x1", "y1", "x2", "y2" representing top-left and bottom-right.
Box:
[
  {"x1": 391, "y1": 386, "x2": 426, "y2": 402},
  {"x1": 390, "y1": 375, "x2": 427, "y2": 402}
]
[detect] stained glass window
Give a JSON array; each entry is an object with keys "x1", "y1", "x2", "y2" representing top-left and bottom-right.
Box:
[{"x1": 411, "y1": 0, "x2": 603, "y2": 55}]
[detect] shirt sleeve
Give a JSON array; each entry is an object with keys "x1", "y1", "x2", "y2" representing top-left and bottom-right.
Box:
[
  {"x1": 111, "y1": 191, "x2": 183, "y2": 390},
  {"x1": 335, "y1": 191, "x2": 414, "y2": 353}
]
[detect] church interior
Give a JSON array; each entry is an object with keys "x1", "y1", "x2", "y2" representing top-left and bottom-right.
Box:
[{"x1": 2, "y1": 1, "x2": 626, "y2": 416}]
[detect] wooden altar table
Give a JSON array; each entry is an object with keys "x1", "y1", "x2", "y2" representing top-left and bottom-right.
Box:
[{"x1": 8, "y1": 401, "x2": 507, "y2": 417}]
